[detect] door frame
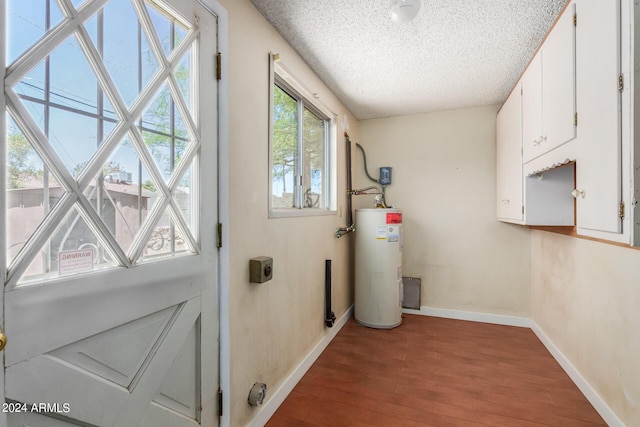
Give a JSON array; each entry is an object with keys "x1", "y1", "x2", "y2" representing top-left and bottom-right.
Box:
[
  {"x1": 0, "y1": 0, "x2": 229, "y2": 425},
  {"x1": 0, "y1": 0, "x2": 7, "y2": 425},
  {"x1": 199, "y1": 0, "x2": 231, "y2": 427},
  {"x1": 197, "y1": 0, "x2": 230, "y2": 425}
]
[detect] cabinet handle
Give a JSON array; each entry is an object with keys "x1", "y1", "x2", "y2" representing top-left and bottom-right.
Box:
[
  {"x1": 533, "y1": 136, "x2": 547, "y2": 147},
  {"x1": 571, "y1": 189, "x2": 585, "y2": 198}
]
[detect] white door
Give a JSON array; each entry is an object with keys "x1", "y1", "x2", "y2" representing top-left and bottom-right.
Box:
[
  {"x1": 496, "y1": 83, "x2": 523, "y2": 222},
  {"x1": 541, "y1": 3, "x2": 576, "y2": 154},
  {"x1": 575, "y1": 0, "x2": 621, "y2": 234},
  {"x1": 521, "y1": 52, "x2": 542, "y2": 163},
  {"x1": 2, "y1": 0, "x2": 219, "y2": 426}
]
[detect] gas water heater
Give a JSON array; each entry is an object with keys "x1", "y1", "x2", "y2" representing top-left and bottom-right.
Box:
[{"x1": 354, "y1": 208, "x2": 403, "y2": 329}]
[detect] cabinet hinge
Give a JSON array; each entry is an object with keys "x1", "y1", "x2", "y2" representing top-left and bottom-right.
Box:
[
  {"x1": 218, "y1": 388, "x2": 223, "y2": 417},
  {"x1": 217, "y1": 223, "x2": 223, "y2": 248},
  {"x1": 619, "y1": 202, "x2": 625, "y2": 219},
  {"x1": 216, "y1": 52, "x2": 222, "y2": 80},
  {"x1": 574, "y1": 112, "x2": 578, "y2": 126},
  {"x1": 522, "y1": 206, "x2": 525, "y2": 215},
  {"x1": 573, "y1": 13, "x2": 577, "y2": 26},
  {"x1": 619, "y1": 74, "x2": 624, "y2": 92}
]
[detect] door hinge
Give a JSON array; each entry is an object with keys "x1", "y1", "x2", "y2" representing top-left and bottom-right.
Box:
[
  {"x1": 218, "y1": 388, "x2": 223, "y2": 417},
  {"x1": 619, "y1": 201, "x2": 625, "y2": 219},
  {"x1": 217, "y1": 223, "x2": 223, "y2": 248},
  {"x1": 619, "y1": 74, "x2": 624, "y2": 92},
  {"x1": 574, "y1": 112, "x2": 578, "y2": 126},
  {"x1": 216, "y1": 52, "x2": 222, "y2": 80},
  {"x1": 573, "y1": 13, "x2": 577, "y2": 26}
]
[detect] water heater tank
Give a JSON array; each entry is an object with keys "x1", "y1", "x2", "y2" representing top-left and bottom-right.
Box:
[{"x1": 355, "y1": 208, "x2": 403, "y2": 329}]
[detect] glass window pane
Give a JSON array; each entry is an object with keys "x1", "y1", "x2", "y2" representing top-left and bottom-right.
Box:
[
  {"x1": 302, "y1": 108, "x2": 326, "y2": 209},
  {"x1": 6, "y1": 0, "x2": 64, "y2": 65},
  {"x1": 19, "y1": 205, "x2": 118, "y2": 283},
  {"x1": 5, "y1": 0, "x2": 202, "y2": 283},
  {"x1": 272, "y1": 84, "x2": 298, "y2": 209},
  {"x1": 5, "y1": 115, "x2": 63, "y2": 268}
]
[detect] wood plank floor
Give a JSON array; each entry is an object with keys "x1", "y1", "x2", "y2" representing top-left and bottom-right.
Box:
[{"x1": 266, "y1": 314, "x2": 606, "y2": 427}]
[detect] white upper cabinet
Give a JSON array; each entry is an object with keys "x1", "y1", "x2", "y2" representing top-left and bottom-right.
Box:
[
  {"x1": 522, "y1": 54, "x2": 543, "y2": 164},
  {"x1": 522, "y1": 4, "x2": 576, "y2": 164},
  {"x1": 574, "y1": 0, "x2": 621, "y2": 234},
  {"x1": 496, "y1": 85, "x2": 523, "y2": 222}
]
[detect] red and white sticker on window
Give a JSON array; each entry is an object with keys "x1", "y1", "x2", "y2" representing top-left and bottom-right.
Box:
[{"x1": 386, "y1": 212, "x2": 402, "y2": 224}]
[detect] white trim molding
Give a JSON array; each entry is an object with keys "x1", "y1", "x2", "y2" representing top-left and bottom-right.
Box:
[
  {"x1": 403, "y1": 306, "x2": 532, "y2": 328},
  {"x1": 248, "y1": 305, "x2": 354, "y2": 427},
  {"x1": 531, "y1": 322, "x2": 625, "y2": 427}
]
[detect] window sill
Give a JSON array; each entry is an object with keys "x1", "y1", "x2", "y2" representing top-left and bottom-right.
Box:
[{"x1": 269, "y1": 208, "x2": 336, "y2": 219}]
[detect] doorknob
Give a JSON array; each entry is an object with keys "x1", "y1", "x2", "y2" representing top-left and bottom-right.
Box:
[{"x1": 0, "y1": 329, "x2": 7, "y2": 352}]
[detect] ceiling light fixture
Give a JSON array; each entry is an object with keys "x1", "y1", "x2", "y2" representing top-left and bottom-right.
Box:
[{"x1": 390, "y1": 0, "x2": 422, "y2": 23}]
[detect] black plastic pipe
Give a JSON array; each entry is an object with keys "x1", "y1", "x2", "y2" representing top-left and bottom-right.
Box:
[
  {"x1": 345, "y1": 133, "x2": 353, "y2": 227},
  {"x1": 325, "y1": 259, "x2": 336, "y2": 327}
]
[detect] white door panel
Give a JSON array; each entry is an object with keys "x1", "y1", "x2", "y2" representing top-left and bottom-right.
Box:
[
  {"x1": 2, "y1": 0, "x2": 219, "y2": 426},
  {"x1": 575, "y1": 0, "x2": 621, "y2": 233},
  {"x1": 6, "y1": 298, "x2": 202, "y2": 427}
]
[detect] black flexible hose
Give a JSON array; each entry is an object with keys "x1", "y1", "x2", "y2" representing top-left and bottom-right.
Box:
[{"x1": 356, "y1": 143, "x2": 379, "y2": 184}]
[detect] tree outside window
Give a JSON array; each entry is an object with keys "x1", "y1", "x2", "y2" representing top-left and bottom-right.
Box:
[{"x1": 271, "y1": 80, "x2": 328, "y2": 211}]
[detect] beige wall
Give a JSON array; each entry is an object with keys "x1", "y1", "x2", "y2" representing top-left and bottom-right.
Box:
[
  {"x1": 532, "y1": 231, "x2": 640, "y2": 426},
  {"x1": 219, "y1": 3, "x2": 638, "y2": 425},
  {"x1": 218, "y1": 0, "x2": 357, "y2": 425},
  {"x1": 357, "y1": 106, "x2": 531, "y2": 316}
]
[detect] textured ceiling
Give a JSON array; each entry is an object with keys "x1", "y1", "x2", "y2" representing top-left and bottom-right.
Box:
[{"x1": 250, "y1": 0, "x2": 568, "y2": 120}]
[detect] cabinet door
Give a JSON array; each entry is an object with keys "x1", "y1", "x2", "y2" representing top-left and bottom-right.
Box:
[
  {"x1": 522, "y1": 54, "x2": 542, "y2": 163},
  {"x1": 575, "y1": 0, "x2": 621, "y2": 233},
  {"x1": 496, "y1": 84, "x2": 523, "y2": 222},
  {"x1": 542, "y1": 3, "x2": 576, "y2": 154}
]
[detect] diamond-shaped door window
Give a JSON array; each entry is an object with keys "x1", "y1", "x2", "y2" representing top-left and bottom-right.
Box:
[
  {"x1": 141, "y1": 206, "x2": 195, "y2": 262},
  {"x1": 174, "y1": 49, "x2": 194, "y2": 119},
  {"x1": 4, "y1": 0, "x2": 203, "y2": 285},
  {"x1": 138, "y1": 163, "x2": 197, "y2": 263},
  {"x1": 5, "y1": 115, "x2": 65, "y2": 269},
  {"x1": 13, "y1": 33, "x2": 118, "y2": 178},
  {"x1": 70, "y1": 0, "x2": 89, "y2": 9},
  {"x1": 18, "y1": 204, "x2": 118, "y2": 285},
  {"x1": 140, "y1": 81, "x2": 193, "y2": 183},
  {"x1": 173, "y1": 161, "x2": 196, "y2": 236},
  {"x1": 6, "y1": 0, "x2": 65, "y2": 65},
  {"x1": 84, "y1": 136, "x2": 162, "y2": 255},
  {"x1": 146, "y1": 2, "x2": 189, "y2": 58},
  {"x1": 89, "y1": 0, "x2": 160, "y2": 108}
]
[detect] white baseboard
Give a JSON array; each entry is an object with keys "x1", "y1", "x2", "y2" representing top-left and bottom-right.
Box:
[
  {"x1": 403, "y1": 305, "x2": 532, "y2": 328},
  {"x1": 248, "y1": 305, "x2": 354, "y2": 427},
  {"x1": 531, "y1": 321, "x2": 624, "y2": 427}
]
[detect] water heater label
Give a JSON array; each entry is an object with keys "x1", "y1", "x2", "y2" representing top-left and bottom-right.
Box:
[
  {"x1": 387, "y1": 226, "x2": 399, "y2": 242},
  {"x1": 376, "y1": 226, "x2": 387, "y2": 240},
  {"x1": 386, "y1": 212, "x2": 402, "y2": 224}
]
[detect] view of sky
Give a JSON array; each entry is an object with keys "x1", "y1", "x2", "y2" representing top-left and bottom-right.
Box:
[{"x1": 7, "y1": 0, "x2": 192, "y2": 185}]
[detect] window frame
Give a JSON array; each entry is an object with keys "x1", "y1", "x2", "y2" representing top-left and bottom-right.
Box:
[{"x1": 268, "y1": 54, "x2": 337, "y2": 218}]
